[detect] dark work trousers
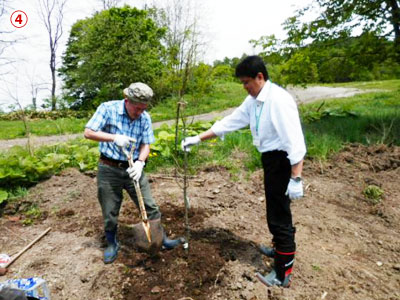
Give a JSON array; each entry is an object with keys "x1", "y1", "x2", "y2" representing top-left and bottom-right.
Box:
[
  {"x1": 97, "y1": 162, "x2": 161, "y2": 233},
  {"x1": 262, "y1": 150, "x2": 296, "y2": 253}
]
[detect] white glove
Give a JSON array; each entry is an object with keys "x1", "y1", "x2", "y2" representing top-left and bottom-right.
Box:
[
  {"x1": 127, "y1": 160, "x2": 145, "y2": 181},
  {"x1": 286, "y1": 178, "x2": 304, "y2": 200},
  {"x1": 114, "y1": 134, "x2": 135, "y2": 148},
  {"x1": 181, "y1": 135, "x2": 201, "y2": 152}
]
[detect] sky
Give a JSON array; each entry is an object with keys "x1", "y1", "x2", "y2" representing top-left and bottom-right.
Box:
[{"x1": 0, "y1": 0, "x2": 308, "y2": 109}]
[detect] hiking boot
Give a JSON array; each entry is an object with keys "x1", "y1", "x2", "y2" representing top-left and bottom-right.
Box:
[
  {"x1": 256, "y1": 269, "x2": 292, "y2": 287},
  {"x1": 259, "y1": 245, "x2": 275, "y2": 258},
  {"x1": 104, "y1": 230, "x2": 119, "y2": 264},
  {"x1": 162, "y1": 234, "x2": 184, "y2": 250}
]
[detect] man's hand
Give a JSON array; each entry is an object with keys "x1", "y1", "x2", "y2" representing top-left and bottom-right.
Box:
[
  {"x1": 127, "y1": 160, "x2": 145, "y2": 181},
  {"x1": 286, "y1": 178, "x2": 303, "y2": 200},
  {"x1": 181, "y1": 135, "x2": 201, "y2": 152},
  {"x1": 114, "y1": 134, "x2": 135, "y2": 148}
]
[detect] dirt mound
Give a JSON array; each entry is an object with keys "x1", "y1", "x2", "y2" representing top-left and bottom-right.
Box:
[{"x1": 1, "y1": 145, "x2": 399, "y2": 300}]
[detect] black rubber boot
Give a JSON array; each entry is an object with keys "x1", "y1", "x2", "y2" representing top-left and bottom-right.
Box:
[
  {"x1": 259, "y1": 245, "x2": 276, "y2": 258},
  {"x1": 104, "y1": 230, "x2": 119, "y2": 264},
  {"x1": 274, "y1": 251, "x2": 294, "y2": 283},
  {"x1": 256, "y1": 251, "x2": 294, "y2": 287}
]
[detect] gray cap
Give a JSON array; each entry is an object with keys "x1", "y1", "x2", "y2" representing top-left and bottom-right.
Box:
[{"x1": 123, "y1": 82, "x2": 154, "y2": 103}]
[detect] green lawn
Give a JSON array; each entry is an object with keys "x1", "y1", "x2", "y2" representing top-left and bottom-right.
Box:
[
  {"x1": 0, "y1": 118, "x2": 88, "y2": 140},
  {"x1": 0, "y1": 79, "x2": 398, "y2": 140},
  {"x1": 314, "y1": 79, "x2": 400, "y2": 91}
]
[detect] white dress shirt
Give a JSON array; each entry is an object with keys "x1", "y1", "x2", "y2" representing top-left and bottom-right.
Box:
[{"x1": 211, "y1": 80, "x2": 306, "y2": 165}]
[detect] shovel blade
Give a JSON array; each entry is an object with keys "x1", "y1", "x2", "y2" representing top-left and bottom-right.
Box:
[{"x1": 131, "y1": 218, "x2": 163, "y2": 255}]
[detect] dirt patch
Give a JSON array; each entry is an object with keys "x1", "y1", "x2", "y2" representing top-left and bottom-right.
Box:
[
  {"x1": 1, "y1": 145, "x2": 400, "y2": 300},
  {"x1": 287, "y1": 86, "x2": 369, "y2": 103}
]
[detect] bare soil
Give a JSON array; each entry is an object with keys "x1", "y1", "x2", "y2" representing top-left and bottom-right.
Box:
[{"x1": 1, "y1": 144, "x2": 399, "y2": 300}]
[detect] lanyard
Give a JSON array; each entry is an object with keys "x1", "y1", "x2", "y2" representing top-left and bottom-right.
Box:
[{"x1": 255, "y1": 101, "x2": 264, "y2": 135}]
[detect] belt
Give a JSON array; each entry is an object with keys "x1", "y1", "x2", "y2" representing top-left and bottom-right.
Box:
[{"x1": 99, "y1": 155, "x2": 129, "y2": 169}]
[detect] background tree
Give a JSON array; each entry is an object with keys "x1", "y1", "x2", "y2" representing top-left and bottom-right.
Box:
[
  {"x1": 148, "y1": 0, "x2": 207, "y2": 99},
  {"x1": 251, "y1": 1, "x2": 400, "y2": 85},
  {"x1": 285, "y1": 0, "x2": 400, "y2": 62},
  {"x1": 59, "y1": 6, "x2": 166, "y2": 109},
  {"x1": 38, "y1": 0, "x2": 68, "y2": 111}
]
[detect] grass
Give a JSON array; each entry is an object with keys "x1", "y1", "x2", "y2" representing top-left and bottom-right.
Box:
[
  {"x1": 1, "y1": 79, "x2": 399, "y2": 167},
  {"x1": 0, "y1": 81, "x2": 398, "y2": 199},
  {"x1": 310, "y1": 79, "x2": 400, "y2": 91},
  {"x1": 2, "y1": 78, "x2": 398, "y2": 206},
  {"x1": 145, "y1": 128, "x2": 261, "y2": 176},
  {"x1": 149, "y1": 85, "x2": 400, "y2": 171},
  {"x1": 0, "y1": 82, "x2": 246, "y2": 140},
  {"x1": 1, "y1": 79, "x2": 398, "y2": 140},
  {"x1": 149, "y1": 81, "x2": 247, "y2": 122},
  {"x1": 303, "y1": 90, "x2": 400, "y2": 156},
  {"x1": 0, "y1": 118, "x2": 88, "y2": 140}
]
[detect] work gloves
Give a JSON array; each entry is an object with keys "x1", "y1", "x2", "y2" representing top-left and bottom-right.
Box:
[
  {"x1": 114, "y1": 134, "x2": 135, "y2": 148},
  {"x1": 286, "y1": 178, "x2": 303, "y2": 200},
  {"x1": 181, "y1": 135, "x2": 201, "y2": 152},
  {"x1": 127, "y1": 160, "x2": 145, "y2": 181}
]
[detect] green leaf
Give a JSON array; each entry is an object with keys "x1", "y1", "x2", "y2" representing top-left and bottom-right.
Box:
[{"x1": 0, "y1": 189, "x2": 8, "y2": 204}]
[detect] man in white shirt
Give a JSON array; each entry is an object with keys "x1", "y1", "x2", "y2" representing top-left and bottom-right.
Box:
[{"x1": 181, "y1": 56, "x2": 306, "y2": 287}]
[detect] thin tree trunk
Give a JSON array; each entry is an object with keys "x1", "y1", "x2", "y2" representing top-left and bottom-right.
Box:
[
  {"x1": 387, "y1": 0, "x2": 400, "y2": 61},
  {"x1": 51, "y1": 50, "x2": 56, "y2": 110}
]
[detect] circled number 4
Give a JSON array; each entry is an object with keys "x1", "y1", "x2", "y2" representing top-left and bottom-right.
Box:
[{"x1": 15, "y1": 14, "x2": 23, "y2": 24}]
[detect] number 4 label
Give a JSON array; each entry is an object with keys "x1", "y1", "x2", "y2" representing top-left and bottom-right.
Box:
[{"x1": 10, "y1": 10, "x2": 28, "y2": 28}]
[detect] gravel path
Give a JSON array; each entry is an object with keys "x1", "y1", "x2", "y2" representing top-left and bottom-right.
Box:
[{"x1": 0, "y1": 86, "x2": 365, "y2": 151}]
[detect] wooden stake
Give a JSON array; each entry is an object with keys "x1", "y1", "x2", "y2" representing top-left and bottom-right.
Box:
[{"x1": 5, "y1": 227, "x2": 51, "y2": 269}]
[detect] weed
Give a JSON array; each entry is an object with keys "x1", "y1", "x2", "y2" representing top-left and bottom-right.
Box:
[
  {"x1": 24, "y1": 204, "x2": 41, "y2": 219},
  {"x1": 21, "y1": 204, "x2": 42, "y2": 226},
  {"x1": 312, "y1": 264, "x2": 321, "y2": 271},
  {"x1": 363, "y1": 185, "x2": 384, "y2": 205},
  {"x1": 0, "y1": 190, "x2": 7, "y2": 204},
  {"x1": 22, "y1": 218, "x2": 34, "y2": 226}
]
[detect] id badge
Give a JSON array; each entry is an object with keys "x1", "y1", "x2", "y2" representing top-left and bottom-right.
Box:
[{"x1": 253, "y1": 137, "x2": 260, "y2": 147}]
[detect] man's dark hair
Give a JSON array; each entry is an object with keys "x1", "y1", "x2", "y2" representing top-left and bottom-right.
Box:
[{"x1": 235, "y1": 55, "x2": 269, "y2": 80}]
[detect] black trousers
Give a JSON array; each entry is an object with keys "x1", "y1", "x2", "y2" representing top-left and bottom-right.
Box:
[{"x1": 262, "y1": 150, "x2": 296, "y2": 253}]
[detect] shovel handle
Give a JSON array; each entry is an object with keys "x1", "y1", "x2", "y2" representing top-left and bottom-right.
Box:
[
  {"x1": 133, "y1": 179, "x2": 149, "y2": 222},
  {"x1": 121, "y1": 144, "x2": 150, "y2": 223}
]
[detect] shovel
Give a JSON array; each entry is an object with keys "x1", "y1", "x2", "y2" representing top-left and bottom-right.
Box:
[{"x1": 122, "y1": 144, "x2": 163, "y2": 254}]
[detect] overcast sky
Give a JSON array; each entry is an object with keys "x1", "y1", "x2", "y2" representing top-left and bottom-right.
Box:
[{"x1": 0, "y1": 0, "x2": 308, "y2": 109}]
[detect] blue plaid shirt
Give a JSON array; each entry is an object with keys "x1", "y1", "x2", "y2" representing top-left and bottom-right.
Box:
[{"x1": 85, "y1": 100, "x2": 155, "y2": 161}]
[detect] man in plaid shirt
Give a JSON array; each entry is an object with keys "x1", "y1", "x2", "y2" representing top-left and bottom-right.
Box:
[{"x1": 85, "y1": 82, "x2": 181, "y2": 264}]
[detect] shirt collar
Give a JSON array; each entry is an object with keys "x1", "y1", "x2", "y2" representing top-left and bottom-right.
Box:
[
  {"x1": 255, "y1": 80, "x2": 271, "y2": 102},
  {"x1": 118, "y1": 99, "x2": 126, "y2": 115}
]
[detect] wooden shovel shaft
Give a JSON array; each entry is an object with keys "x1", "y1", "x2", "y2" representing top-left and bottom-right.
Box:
[
  {"x1": 125, "y1": 151, "x2": 152, "y2": 243},
  {"x1": 133, "y1": 180, "x2": 149, "y2": 223},
  {"x1": 132, "y1": 172, "x2": 152, "y2": 243}
]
